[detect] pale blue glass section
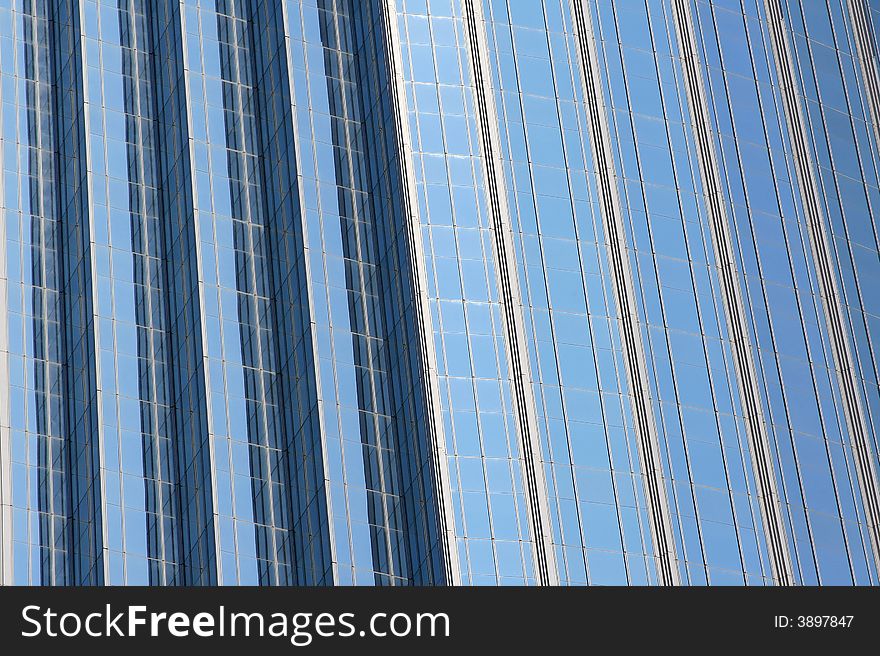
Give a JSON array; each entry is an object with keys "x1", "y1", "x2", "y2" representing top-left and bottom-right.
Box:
[
  {"x1": 84, "y1": 0, "x2": 180, "y2": 586},
  {"x1": 587, "y1": 0, "x2": 773, "y2": 585},
  {"x1": 285, "y1": 0, "x2": 376, "y2": 585},
  {"x1": 480, "y1": 0, "x2": 657, "y2": 585},
  {"x1": 396, "y1": 0, "x2": 537, "y2": 585}
]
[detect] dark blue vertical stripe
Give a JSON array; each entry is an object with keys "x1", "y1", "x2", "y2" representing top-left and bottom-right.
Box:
[
  {"x1": 247, "y1": 0, "x2": 333, "y2": 586},
  {"x1": 47, "y1": 0, "x2": 104, "y2": 586},
  {"x1": 21, "y1": 0, "x2": 69, "y2": 585},
  {"x1": 147, "y1": 0, "x2": 217, "y2": 586}
]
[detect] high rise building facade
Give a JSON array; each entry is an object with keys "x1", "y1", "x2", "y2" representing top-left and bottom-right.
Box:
[{"x1": 0, "y1": 0, "x2": 879, "y2": 587}]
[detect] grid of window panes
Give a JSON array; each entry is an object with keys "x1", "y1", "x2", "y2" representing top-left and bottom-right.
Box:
[
  {"x1": 683, "y1": 0, "x2": 879, "y2": 585},
  {"x1": 329, "y1": 0, "x2": 448, "y2": 585},
  {"x1": 588, "y1": 0, "x2": 774, "y2": 584},
  {"x1": 51, "y1": 0, "x2": 106, "y2": 586},
  {"x1": 780, "y1": 0, "x2": 880, "y2": 475},
  {"x1": 480, "y1": 0, "x2": 659, "y2": 585},
  {"x1": 284, "y1": 0, "x2": 427, "y2": 585},
  {"x1": 286, "y1": 0, "x2": 370, "y2": 585},
  {"x1": 151, "y1": 0, "x2": 218, "y2": 586},
  {"x1": 785, "y1": 0, "x2": 880, "y2": 584},
  {"x1": 396, "y1": 0, "x2": 538, "y2": 585},
  {"x1": 248, "y1": 0, "x2": 333, "y2": 586},
  {"x1": 85, "y1": 0, "x2": 179, "y2": 586},
  {"x1": 314, "y1": 0, "x2": 410, "y2": 585},
  {"x1": 183, "y1": 0, "x2": 296, "y2": 585},
  {"x1": 781, "y1": 0, "x2": 880, "y2": 542},
  {"x1": 1, "y1": 0, "x2": 69, "y2": 585},
  {"x1": 278, "y1": 0, "x2": 442, "y2": 586}
]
